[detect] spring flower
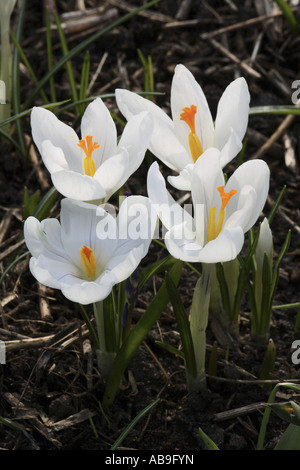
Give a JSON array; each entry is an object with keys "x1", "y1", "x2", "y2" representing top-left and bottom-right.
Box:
[
  {"x1": 147, "y1": 148, "x2": 270, "y2": 263},
  {"x1": 30, "y1": 97, "x2": 153, "y2": 202},
  {"x1": 255, "y1": 217, "x2": 273, "y2": 270},
  {"x1": 24, "y1": 196, "x2": 156, "y2": 305},
  {"x1": 116, "y1": 64, "x2": 250, "y2": 190}
]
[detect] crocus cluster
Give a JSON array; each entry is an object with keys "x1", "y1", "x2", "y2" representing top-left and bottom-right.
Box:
[
  {"x1": 25, "y1": 97, "x2": 156, "y2": 305},
  {"x1": 24, "y1": 64, "x2": 270, "y2": 387}
]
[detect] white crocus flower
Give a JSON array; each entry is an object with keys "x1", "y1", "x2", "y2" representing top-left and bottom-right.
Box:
[
  {"x1": 116, "y1": 64, "x2": 250, "y2": 190},
  {"x1": 147, "y1": 148, "x2": 270, "y2": 263},
  {"x1": 24, "y1": 196, "x2": 156, "y2": 305},
  {"x1": 31, "y1": 97, "x2": 153, "y2": 203},
  {"x1": 255, "y1": 217, "x2": 273, "y2": 270}
]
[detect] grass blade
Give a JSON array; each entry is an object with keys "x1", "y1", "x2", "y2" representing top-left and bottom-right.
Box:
[
  {"x1": 24, "y1": 0, "x2": 162, "y2": 109},
  {"x1": 110, "y1": 399, "x2": 160, "y2": 450}
]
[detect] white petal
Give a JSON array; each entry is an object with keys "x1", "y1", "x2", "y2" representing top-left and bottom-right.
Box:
[
  {"x1": 147, "y1": 162, "x2": 194, "y2": 232},
  {"x1": 61, "y1": 277, "x2": 115, "y2": 305},
  {"x1": 52, "y1": 170, "x2": 107, "y2": 201},
  {"x1": 117, "y1": 111, "x2": 153, "y2": 177},
  {"x1": 40, "y1": 139, "x2": 70, "y2": 174},
  {"x1": 191, "y1": 148, "x2": 224, "y2": 222},
  {"x1": 31, "y1": 107, "x2": 83, "y2": 173},
  {"x1": 164, "y1": 223, "x2": 201, "y2": 262},
  {"x1": 93, "y1": 149, "x2": 129, "y2": 201},
  {"x1": 214, "y1": 77, "x2": 250, "y2": 149},
  {"x1": 24, "y1": 217, "x2": 66, "y2": 259},
  {"x1": 197, "y1": 226, "x2": 244, "y2": 263},
  {"x1": 117, "y1": 195, "x2": 157, "y2": 242},
  {"x1": 171, "y1": 64, "x2": 215, "y2": 152},
  {"x1": 80, "y1": 97, "x2": 117, "y2": 168},
  {"x1": 29, "y1": 257, "x2": 63, "y2": 290},
  {"x1": 225, "y1": 159, "x2": 270, "y2": 231},
  {"x1": 116, "y1": 88, "x2": 189, "y2": 171},
  {"x1": 218, "y1": 128, "x2": 243, "y2": 168},
  {"x1": 167, "y1": 164, "x2": 193, "y2": 190}
]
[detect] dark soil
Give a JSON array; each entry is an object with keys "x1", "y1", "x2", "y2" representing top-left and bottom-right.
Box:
[{"x1": 0, "y1": 0, "x2": 300, "y2": 452}]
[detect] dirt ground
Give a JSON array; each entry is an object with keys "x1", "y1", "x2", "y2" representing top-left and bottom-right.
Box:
[{"x1": 0, "y1": 0, "x2": 300, "y2": 451}]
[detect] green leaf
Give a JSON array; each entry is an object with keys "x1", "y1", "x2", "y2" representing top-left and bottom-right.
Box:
[
  {"x1": 138, "y1": 255, "x2": 175, "y2": 291},
  {"x1": 155, "y1": 340, "x2": 185, "y2": 360},
  {"x1": 110, "y1": 399, "x2": 160, "y2": 450},
  {"x1": 165, "y1": 272, "x2": 197, "y2": 378},
  {"x1": 198, "y1": 427, "x2": 220, "y2": 450},
  {"x1": 249, "y1": 105, "x2": 300, "y2": 115},
  {"x1": 269, "y1": 401, "x2": 300, "y2": 426},
  {"x1": 33, "y1": 185, "x2": 58, "y2": 221},
  {"x1": 275, "y1": 424, "x2": 300, "y2": 450},
  {"x1": 259, "y1": 339, "x2": 276, "y2": 390},
  {"x1": 102, "y1": 260, "x2": 182, "y2": 406},
  {"x1": 268, "y1": 186, "x2": 286, "y2": 226},
  {"x1": 273, "y1": 0, "x2": 299, "y2": 35}
]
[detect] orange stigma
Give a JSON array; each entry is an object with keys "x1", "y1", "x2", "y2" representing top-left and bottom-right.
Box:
[
  {"x1": 80, "y1": 245, "x2": 97, "y2": 278},
  {"x1": 180, "y1": 105, "x2": 203, "y2": 162},
  {"x1": 207, "y1": 186, "x2": 237, "y2": 242},
  {"x1": 77, "y1": 135, "x2": 100, "y2": 177}
]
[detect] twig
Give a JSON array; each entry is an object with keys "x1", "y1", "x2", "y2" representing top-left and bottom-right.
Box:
[
  {"x1": 25, "y1": 134, "x2": 50, "y2": 191},
  {"x1": 0, "y1": 239, "x2": 25, "y2": 262},
  {"x1": 214, "y1": 402, "x2": 265, "y2": 422},
  {"x1": 250, "y1": 100, "x2": 300, "y2": 161},
  {"x1": 208, "y1": 38, "x2": 262, "y2": 79},
  {"x1": 198, "y1": 7, "x2": 298, "y2": 39},
  {"x1": 107, "y1": 0, "x2": 174, "y2": 23},
  {"x1": 38, "y1": 283, "x2": 52, "y2": 320},
  {"x1": 87, "y1": 51, "x2": 108, "y2": 96},
  {"x1": 5, "y1": 334, "x2": 55, "y2": 352},
  {"x1": 0, "y1": 211, "x2": 13, "y2": 245},
  {"x1": 143, "y1": 340, "x2": 170, "y2": 380}
]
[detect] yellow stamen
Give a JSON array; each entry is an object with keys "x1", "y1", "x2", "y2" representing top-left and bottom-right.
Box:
[
  {"x1": 77, "y1": 135, "x2": 100, "y2": 177},
  {"x1": 180, "y1": 105, "x2": 203, "y2": 162},
  {"x1": 207, "y1": 186, "x2": 237, "y2": 242},
  {"x1": 80, "y1": 245, "x2": 96, "y2": 278}
]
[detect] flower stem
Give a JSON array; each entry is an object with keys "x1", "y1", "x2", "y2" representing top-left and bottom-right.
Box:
[
  {"x1": 93, "y1": 300, "x2": 116, "y2": 380},
  {"x1": 189, "y1": 263, "x2": 214, "y2": 391}
]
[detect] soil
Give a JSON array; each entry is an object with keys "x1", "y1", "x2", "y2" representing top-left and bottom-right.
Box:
[{"x1": 0, "y1": 0, "x2": 300, "y2": 452}]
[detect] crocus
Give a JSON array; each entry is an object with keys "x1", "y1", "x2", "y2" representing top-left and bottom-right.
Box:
[
  {"x1": 255, "y1": 217, "x2": 273, "y2": 270},
  {"x1": 116, "y1": 64, "x2": 250, "y2": 190},
  {"x1": 147, "y1": 148, "x2": 270, "y2": 263},
  {"x1": 24, "y1": 196, "x2": 156, "y2": 305},
  {"x1": 30, "y1": 97, "x2": 153, "y2": 203}
]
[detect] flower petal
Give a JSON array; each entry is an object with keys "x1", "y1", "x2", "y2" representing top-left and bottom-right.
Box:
[
  {"x1": 197, "y1": 226, "x2": 244, "y2": 263},
  {"x1": 40, "y1": 139, "x2": 70, "y2": 174},
  {"x1": 80, "y1": 97, "x2": 117, "y2": 168},
  {"x1": 52, "y1": 170, "x2": 107, "y2": 201},
  {"x1": 147, "y1": 162, "x2": 194, "y2": 232},
  {"x1": 31, "y1": 106, "x2": 82, "y2": 173},
  {"x1": 167, "y1": 164, "x2": 193, "y2": 190},
  {"x1": 117, "y1": 111, "x2": 153, "y2": 178},
  {"x1": 116, "y1": 88, "x2": 189, "y2": 171},
  {"x1": 171, "y1": 64, "x2": 215, "y2": 152},
  {"x1": 93, "y1": 149, "x2": 129, "y2": 201},
  {"x1": 218, "y1": 128, "x2": 243, "y2": 169},
  {"x1": 225, "y1": 159, "x2": 270, "y2": 232},
  {"x1": 214, "y1": 77, "x2": 250, "y2": 150}
]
